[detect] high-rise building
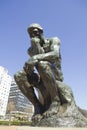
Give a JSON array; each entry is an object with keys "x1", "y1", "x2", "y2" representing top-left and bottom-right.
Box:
[
  {"x1": 7, "y1": 80, "x2": 33, "y2": 118},
  {"x1": 0, "y1": 66, "x2": 12, "y2": 117}
]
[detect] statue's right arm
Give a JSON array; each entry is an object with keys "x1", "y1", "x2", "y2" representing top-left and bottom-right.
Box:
[{"x1": 30, "y1": 37, "x2": 61, "y2": 62}]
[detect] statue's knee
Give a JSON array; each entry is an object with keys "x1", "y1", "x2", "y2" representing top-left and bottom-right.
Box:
[
  {"x1": 14, "y1": 72, "x2": 19, "y2": 82},
  {"x1": 14, "y1": 70, "x2": 25, "y2": 83},
  {"x1": 14, "y1": 72, "x2": 20, "y2": 83}
]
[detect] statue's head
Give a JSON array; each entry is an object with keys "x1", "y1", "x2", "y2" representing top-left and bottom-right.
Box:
[{"x1": 27, "y1": 23, "x2": 43, "y2": 38}]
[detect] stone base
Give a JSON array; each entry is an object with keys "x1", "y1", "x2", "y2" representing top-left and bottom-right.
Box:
[
  {"x1": 31, "y1": 81, "x2": 87, "y2": 127},
  {"x1": 31, "y1": 101, "x2": 87, "y2": 127}
]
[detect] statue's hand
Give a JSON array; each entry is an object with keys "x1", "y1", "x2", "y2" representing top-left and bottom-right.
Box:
[
  {"x1": 25, "y1": 57, "x2": 38, "y2": 66},
  {"x1": 23, "y1": 62, "x2": 34, "y2": 75},
  {"x1": 31, "y1": 37, "x2": 40, "y2": 45},
  {"x1": 24, "y1": 58, "x2": 38, "y2": 75}
]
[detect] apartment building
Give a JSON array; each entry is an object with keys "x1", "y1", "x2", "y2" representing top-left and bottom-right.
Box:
[
  {"x1": 7, "y1": 80, "x2": 33, "y2": 118},
  {"x1": 0, "y1": 66, "x2": 12, "y2": 117}
]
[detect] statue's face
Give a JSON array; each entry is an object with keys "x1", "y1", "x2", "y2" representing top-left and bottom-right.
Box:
[{"x1": 30, "y1": 28, "x2": 42, "y2": 38}]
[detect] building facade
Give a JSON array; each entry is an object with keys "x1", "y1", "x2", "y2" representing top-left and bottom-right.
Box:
[
  {"x1": 7, "y1": 80, "x2": 33, "y2": 118},
  {"x1": 0, "y1": 66, "x2": 12, "y2": 117}
]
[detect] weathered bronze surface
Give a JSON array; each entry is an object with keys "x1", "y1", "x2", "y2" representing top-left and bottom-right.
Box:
[{"x1": 14, "y1": 23, "x2": 87, "y2": 127}]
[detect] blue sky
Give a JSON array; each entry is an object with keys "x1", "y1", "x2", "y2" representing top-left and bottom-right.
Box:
[{"x1": 0, "y1": 0, "x2": 87, "y2": 109}]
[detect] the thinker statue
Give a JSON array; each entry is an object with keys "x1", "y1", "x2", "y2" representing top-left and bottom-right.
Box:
[
  {"x1": 14, "y1": 24, "x2": 87, "y2": 127},
  {"x1": 14, "y1": 23, "x2": 87, "y2": 127}
]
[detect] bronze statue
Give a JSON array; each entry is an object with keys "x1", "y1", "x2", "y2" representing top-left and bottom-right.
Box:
[
  {"x1": 14, "y1": 23, "x2": 71, "y2": 119},
  {"x1": 14, "y1": 23, "x2": 87, "y2": 127}
]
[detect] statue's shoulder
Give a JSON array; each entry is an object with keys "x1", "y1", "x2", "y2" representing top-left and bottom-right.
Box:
[{"x1": 48, "y1": 37, "x2": 61, "y2": 45}]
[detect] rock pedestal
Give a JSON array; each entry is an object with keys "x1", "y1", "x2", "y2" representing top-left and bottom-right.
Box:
[{"x1": 31, "y1": 81, "x2": 87, "y2": 127}]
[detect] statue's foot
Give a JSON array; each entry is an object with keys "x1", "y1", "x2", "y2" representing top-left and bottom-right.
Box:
[
  {"x1": 32, "y1": 114, "x2": 42, "y2": 122},
  {"x1": 43, "y1": 96, "x2": 60, "y2": 118},
  {"x1": 42, "y1": 110, "x2": 57, "y2": 118}
]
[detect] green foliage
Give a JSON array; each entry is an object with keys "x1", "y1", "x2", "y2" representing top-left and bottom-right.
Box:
[
  {"x1": 0, "y1": 121, "x2": 9, "y2": 125},
  {"x1": 0, "y1": 120, "x2": 31, "y2": 126}
]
